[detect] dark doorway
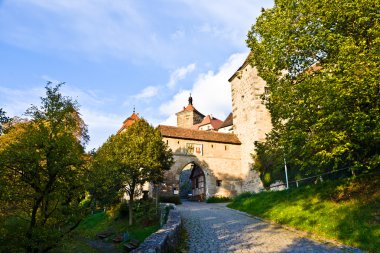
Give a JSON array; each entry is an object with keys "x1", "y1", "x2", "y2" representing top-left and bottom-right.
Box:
[
  {"x1": 179, "y1": 163, "x2": 192, "y2": 198},
  {"x1": 190, "y1": 164, "x2": 206, "y2": 200}
]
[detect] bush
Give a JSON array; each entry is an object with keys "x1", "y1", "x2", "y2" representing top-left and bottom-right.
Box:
[
  {"x1": 159, "y1": 195, "x2": 181, "y2": 205},
  {"x1": 118, "y1": 202, "x2": 129, "y2": 218},
  {"x1": 134, "y1": 199, "x2": 158, "y2": 226},
  {"x1": 206, "y1": 196, "x2": 232, "y2": 203}
]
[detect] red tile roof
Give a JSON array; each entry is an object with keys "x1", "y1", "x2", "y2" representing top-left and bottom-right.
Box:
[
  {"x1": 219, "y1": 113, "x2": 233, "y2": 129},
  {"x1": 158, "y1": 125, "x2": 241, "y2": 144},
  {"x1": 194, "y1": 115, "x2": 223, "y2": 130},
  {"x1": 176, "y1": 104, "x2": 205, "y2": 117},
  {"x1": 117, "y1": 112, "x2": 140, "y2": 133}
]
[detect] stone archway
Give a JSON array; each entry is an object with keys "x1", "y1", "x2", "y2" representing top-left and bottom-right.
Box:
[
  {"x1": 162, "y1": 155, "x2": 215, "y2": 199},
  {"x1": 179, "y1": 163, "x2": 192, "y2": 198}
]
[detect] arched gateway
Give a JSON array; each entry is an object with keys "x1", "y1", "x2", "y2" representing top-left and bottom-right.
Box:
[{"x1": 157, "y1": 125, "x2": 243, "y2": 199}]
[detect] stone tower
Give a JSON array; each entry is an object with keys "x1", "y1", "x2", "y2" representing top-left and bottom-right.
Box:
[
  {"x1": 176, "y1": 94, "x2": 205, "y2": 129},
  {"x1": 228, "y1": 54, "x2": 272, "y2": 192}
]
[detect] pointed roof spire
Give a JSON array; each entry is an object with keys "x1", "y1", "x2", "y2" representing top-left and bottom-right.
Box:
[
  {"x1": 118, "y1": 108, "x2": 140, "y2": 134},
  {"x1": 189, "y1": 93, "x2": 193, "y2": 105}
]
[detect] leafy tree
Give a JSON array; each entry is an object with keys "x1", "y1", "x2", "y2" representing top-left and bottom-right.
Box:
[
  {"x1": 0, "y1": 83, "x2": 90, "y2": 253},
  {"x1": 92, "y1": 119, "x2": 173, "y2": 225},
  {"x1": 247, "y1": 0, "x2": 380, "y2": 182},
  {"x1": 0, "y1": 108, "x2": 11, "y2": 134}
]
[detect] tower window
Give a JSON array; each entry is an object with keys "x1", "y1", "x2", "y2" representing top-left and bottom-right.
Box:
[{"x1": 216, "y1": 180, "x2": 222, "y2": 187}]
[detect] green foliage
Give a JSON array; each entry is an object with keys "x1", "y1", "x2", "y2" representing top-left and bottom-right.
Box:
[
  {"x1": 74, "y1": 211, "x2": 111, "y2": 238},
  {"x1": 57, "y1": 209, "x2": 160, "y2": 252},
  {"x1": 228, "y1": 173, "x2": 380, "y2": 252},
  {"x1": 159, "y1": 195, "x2": 182, "y2": 205},
  {"x1": 91, "y1": 119, "x2": 174, "y2": 225},
  {"x1": 0, "y1": 108, "x2": 10, "y2": 134},
  {"x1": 119, "y1": 202, "x2": 130, "y2": 218},
  {"x1": 133, "y1": 199, "x2": 159, "y2": 226},
  {"x1": 206, "y1": 196, "x2": 232, "y2": 203},
  {"x1": 248, "y1": 0, "x2": 380, "y2": 184},
  {"x1": 175, "y1": 225, "x2": 189, "y2": 253},
  {"x1": 0, "y1": 83, "x2": 90, "y2": 252}
]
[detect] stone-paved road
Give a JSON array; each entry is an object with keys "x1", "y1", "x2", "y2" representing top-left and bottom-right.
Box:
[{"x1": 177, "y1": 201, "x2": 360, "y2": 253}]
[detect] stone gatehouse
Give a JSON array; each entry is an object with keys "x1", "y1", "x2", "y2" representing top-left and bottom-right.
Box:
[
  {"x1": 119, "y1": 54, "x2": 272, "y2": 198},
  {"x1": 157, "y1": 125, "x2": 242, "y2": 199}
]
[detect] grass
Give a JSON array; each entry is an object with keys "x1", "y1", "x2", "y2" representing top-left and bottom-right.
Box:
[
  {"x1": 52, "y1": 239, "x2": 99, "y2": 253},
  {"x1": 54, "y1": 207, "x2": 160, "y2": 253},
  {"x1": 206, "y1": 196, "x2": 232, "y2": 203},
  {"x1": 228, "y1": 172, "x2": 380, "y2": 253},
  {"x1": 176, "y1": 225, "x2": 189, "y2": 253}
]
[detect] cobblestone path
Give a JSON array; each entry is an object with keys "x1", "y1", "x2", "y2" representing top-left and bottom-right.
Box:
[{"x1": 177, "y1": 201, "x2": 359, "y2": 253}]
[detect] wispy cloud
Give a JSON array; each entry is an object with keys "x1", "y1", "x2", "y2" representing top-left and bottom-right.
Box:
[
  {"x1": 160, "y1": 53, "x2": 247, "y2": 125},
  {"x1": 0, "y1": 0, "x2": 272, "y2": 65},
  {"x1": 133, "y1": 86, "x2": 160, "y2": 100},
  {"x1": 0, "y1": 83, "x2": 124, "y2": 151},
  {"x1": 0, "y1": 0, "x2": 165, "y2": 61},
  {"x1": 167, "y1": 63, "x2": 196, "y2": 89}
]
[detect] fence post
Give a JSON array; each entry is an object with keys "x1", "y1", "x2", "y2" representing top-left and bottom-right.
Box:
[{"x1": 284, "y1": 157, "x2": 289, "y2": 189}]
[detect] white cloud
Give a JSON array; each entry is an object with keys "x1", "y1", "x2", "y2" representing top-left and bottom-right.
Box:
[
  {"x1": 171, "y1": 29, "x2": 185, "y2": 40},
  {"x1": 0, "y1": 84, "x2": 124, "y2": 151},
  {"x1": 180, "y1": 0, "x2": 273, "y2": 46},
  {"x1": 79, "y1": 107, "x2": 124, "y2": 150},
  {"x1": 160, "y1": 52, "x2": 247, "y2": 125},
  {"x1": 0, "y1": 0, "x2": 273, "y2": 65},
  {"x1": 0, "y1": 0, "x2": 166, "y2": 61},
  {"x1": 167, "y1": 63, "x2": 196, "y2": 88},
  {"x1": 0, "y1": 86, "x2": 44, "y2": 117},
  {"x1": 133, "y1": 86, "x2": 160, "y2": 100}
]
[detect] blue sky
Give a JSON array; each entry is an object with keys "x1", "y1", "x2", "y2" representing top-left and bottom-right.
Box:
[{"x1": 0, "y1": 0, "x2": 274, "y2": 150}]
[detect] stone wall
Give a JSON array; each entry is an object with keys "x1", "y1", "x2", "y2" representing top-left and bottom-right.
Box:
[
  {"x1": 131, "y1": 203, "x2": 181, "y2": 253},
  {"x1": 230, "y1": 62, "x2": 272, "y2": 192},
  {"x1": 176, "y1": 110, "x2": 203, "y2": 129},
  {"x1": 162, "y1": 137, "x2": 242, "y2": 197}
]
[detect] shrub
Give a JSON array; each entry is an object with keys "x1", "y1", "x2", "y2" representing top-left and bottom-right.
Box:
[
  {"x1": 118, "y1": 202, "x2": 129, "y2": 218},
  {"x1": 159, "y1": 195, "x2": 182, "y2": 205},
  {"x1": 134, "y1": 199, "x2": 158, "y2": 226},
  {"x1": 206, "y1": 196, "x2": 232, "y2": 203}
]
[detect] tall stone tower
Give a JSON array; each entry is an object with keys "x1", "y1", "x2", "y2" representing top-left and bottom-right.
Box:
[
  {"x1": 229, "y1": 54, "x2": 272, "y2": 192},
  {"x1": 176, "y1": 94, "x2": 205, "y2": 129}
]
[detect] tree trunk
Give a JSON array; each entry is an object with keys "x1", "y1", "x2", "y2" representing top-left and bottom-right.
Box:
[
  {"x1": 128, "y1": 191, "x2": 134, "y2": 226},
  {"x1": 26, "y1": 196, "x2": 43, "y2": 253}
]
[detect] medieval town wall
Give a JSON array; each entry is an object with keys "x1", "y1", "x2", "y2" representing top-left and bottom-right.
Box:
[
  {"x1": 230, "y1": 63, "x2": 272, "y2": 192},
  {"x1": 162, "y1": 137, "x2": 242, "y2": 197}
]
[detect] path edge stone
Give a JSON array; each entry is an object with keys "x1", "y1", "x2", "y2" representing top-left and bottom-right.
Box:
[{"x1": 132, "y1": 203, "x2": 181, "y2": 253}]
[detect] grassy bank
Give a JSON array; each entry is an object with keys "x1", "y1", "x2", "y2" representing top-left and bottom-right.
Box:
[
  {"x1": 228, "y1": 172, "x2": 380, "y2": 252},
  {"x1": 54, "y1": 208, "x2": 160, "y2": 252}
]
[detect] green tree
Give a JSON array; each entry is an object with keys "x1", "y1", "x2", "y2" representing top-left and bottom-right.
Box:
[
  {"x1": 92, "y1": 119, "x2": 173, "y2": 225},
  {"x1": 0, "y1": 83, "x2": 90, "y2": 253},
  {"x1": 247, "y1": 0, "x2": 380, "y2": 182},
  {"x1": 0, "y1": 108, "x2": 11, "y2": 134}
]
